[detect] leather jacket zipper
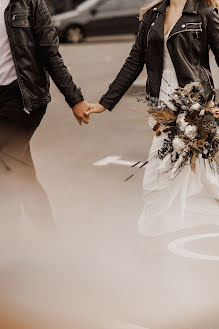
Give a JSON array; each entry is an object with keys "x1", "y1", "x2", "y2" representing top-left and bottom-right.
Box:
[
  {"x1": 4, "y1": 5, "x2": 30, "y2": 114},
  {"x1": 147, "y1": 12, "x2": 159, "y2": 48},
  {"x1": 167, "y1": 29, "x2": 201, "y2": 41},
  {"x1": 146, "y1": 26, "x2": 153, "y2": 48}
]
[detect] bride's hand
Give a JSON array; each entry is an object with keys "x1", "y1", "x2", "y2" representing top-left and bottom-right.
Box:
[
  {"x1": 207, "y1": 100, "x2": 219, "y2": 119},
  {"x1": 210, "y1": 107, "x2": 219, "y2": 119},
  {"x1": 87, "y1": 104, "x2": 106, "y2": 115}
]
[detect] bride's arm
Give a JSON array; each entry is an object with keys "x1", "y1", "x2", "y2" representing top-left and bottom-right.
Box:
[{"x1": 98, "y1": 18, "x2": 147, "y2": 112}]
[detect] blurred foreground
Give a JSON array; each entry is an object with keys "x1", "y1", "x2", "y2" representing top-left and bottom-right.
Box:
[{"x1": 0, "y1": 38, "x2": 219, "y2": 329}]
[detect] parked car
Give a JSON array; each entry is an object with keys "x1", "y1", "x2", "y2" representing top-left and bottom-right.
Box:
[
  {"x1": 52, "y1": 0, "x2": 149, "y2": 43},
  {"x1": 46, "y1": 0, "x2": 86, "y2": 15}
]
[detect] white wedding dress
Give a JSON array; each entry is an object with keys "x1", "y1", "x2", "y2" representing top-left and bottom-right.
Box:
[{"x1": 138, "y1": 33, "x2": 219, "y2": 236}]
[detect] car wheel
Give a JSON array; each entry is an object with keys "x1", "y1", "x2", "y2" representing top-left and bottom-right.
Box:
[{"x1": 65, "y1": 26, "x2": 84, "y2": 43}]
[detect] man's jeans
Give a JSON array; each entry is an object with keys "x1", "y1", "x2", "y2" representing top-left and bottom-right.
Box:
[{"x1": 0, "y1": 80, "x2": 54, "y2": 233}]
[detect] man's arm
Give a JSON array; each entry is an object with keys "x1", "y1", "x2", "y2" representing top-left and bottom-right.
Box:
[{"x1": 33, "y1": 0, "x2": 89, "y2": 124}]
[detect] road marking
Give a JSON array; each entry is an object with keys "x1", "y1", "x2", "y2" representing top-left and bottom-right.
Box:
[
  {"x1": 110, "y1": 322, "x2": 150, "y2": 329},
  {"x1": 125, "y1": 325, "x2": 150, "y2": 329},
  {"x1": 168, "y1": 233, "x2": 219, "y2": 261},
  {"x1": 93, "y1": 156, "x2": 143, "y2": 167},
  {"x1": 119, "y1": 325, "x2": 150, "y2": 329}
]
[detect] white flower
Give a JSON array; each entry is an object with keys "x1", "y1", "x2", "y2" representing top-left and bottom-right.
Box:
[
  {"x1": 185, "y1": 125, "x2": 197, "y2": 139},
  {"x1": 176, "y1": 112, "x2": 189, "y2": 132},
  {"x1": 190, "y1": 103, "x2": 201, "y2": 111},
  {"x1": 173, "y1": 94, "x2": 180, "y2": 101},
  {"x1": 172, "y1": 137, "x2": 186, "y2": 153}
]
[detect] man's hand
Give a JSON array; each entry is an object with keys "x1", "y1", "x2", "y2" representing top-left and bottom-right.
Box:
[
  {"x1": 87, "y1": 104, "x2": 106, "y2": 116},
  {"x1": 72, "y1": 101, "x2": 90, "y2": 125}
]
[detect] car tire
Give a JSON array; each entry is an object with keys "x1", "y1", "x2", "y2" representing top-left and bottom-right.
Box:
[{"x1": 65, "y1": 26, "x2": 85, "y2": 43}]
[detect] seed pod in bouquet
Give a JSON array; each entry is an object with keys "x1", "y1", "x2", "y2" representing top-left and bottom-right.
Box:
[{"x1": 200, "y1": 113, "x2": 217, "y2": 137}]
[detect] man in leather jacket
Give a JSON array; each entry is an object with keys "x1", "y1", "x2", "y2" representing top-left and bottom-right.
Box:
[
  {"x1": 4, "y1": 0, "x2": 89, "y2": 123},
  {"x1": 0, "y1": 0, "x2": 89, "y2": 231}
]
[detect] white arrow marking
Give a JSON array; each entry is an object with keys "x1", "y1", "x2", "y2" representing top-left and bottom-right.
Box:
[
  {"x1": 93, "y1": 156, "x2": 144, "y2": 167},
  {"x1": 108, "y1": 322, "x2": 150, "y2": 329},
  {"x1": 168, "y1": 233, "x2": 219, "y2": 261}
]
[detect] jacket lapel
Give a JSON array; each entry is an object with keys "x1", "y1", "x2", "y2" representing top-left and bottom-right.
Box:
[
  {"x1": 183, "y1": 0, "x2": 199, "y2": 14},
  {"x1": 168, "y1": 0, "x2": 199, "y2": 39},
  {"x1": 151, "y1": 0, "x2": 169, "y2": 39},
  {"x1": 151, "y1": 0, "x2": 199, "y2": 40},
  {"x1": 151, "y1": 10, "x2": 166, "y2": 40}
]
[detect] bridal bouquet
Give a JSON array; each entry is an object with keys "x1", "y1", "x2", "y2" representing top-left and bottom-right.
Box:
[{"x1": 137, "y1": 82, "x2": 219, "y2": 179}]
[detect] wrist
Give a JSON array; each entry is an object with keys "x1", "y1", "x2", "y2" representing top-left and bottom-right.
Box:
[
  {"x1": 99, "y1": 104, "x2": 106, "y2": 111},
  {"x1": 69, "y1": 97, "x2": 84, "y2": 109},
  {"x1": 99, "y1": 99, "x2": 112, "y2": 112}
]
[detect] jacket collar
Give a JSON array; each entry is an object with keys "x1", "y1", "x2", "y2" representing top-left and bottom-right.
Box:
[
  {"x1": 183, "y1": 0, "x2": 199, "y2": 14},
  {"x1": 154, "y1": 0, "x2": 199, "y2": 14}
]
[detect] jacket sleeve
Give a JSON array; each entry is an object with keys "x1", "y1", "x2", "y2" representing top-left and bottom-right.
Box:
[
  {"x1": 207, "y1": 7, "x2": 219, "y2": 67},
  {"x1": 33, "y1": 0, "x2": 84, "y2": 108},
  {"x1": 99, "y1": 19, "x2": 147, "y2": 111}
]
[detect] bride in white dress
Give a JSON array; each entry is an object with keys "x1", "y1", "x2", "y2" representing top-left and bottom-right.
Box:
[
  {"x1": 138, "y1": 29, "x2": 219, "y2": 236},
  {"x1": 87, "y1": 0, "x2": 219, "y2": 236}
]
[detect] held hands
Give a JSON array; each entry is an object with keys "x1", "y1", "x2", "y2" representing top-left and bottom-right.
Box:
[
  {"x1": 87, "y1": 104, "x2": 106, "y2": 115},
  {"x1": 72, "y1": 101, "x2": 106, "y2": 126},
  {"x1": 72, "y1": 100, "x2": 90, "y2": 125}
]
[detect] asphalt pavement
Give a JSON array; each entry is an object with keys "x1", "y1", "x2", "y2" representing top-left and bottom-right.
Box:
[{"x1": 1, "y1": 38, "x2": 219, "y2": 329}]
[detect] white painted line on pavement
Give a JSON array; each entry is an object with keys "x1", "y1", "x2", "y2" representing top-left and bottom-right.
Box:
[
  {"x1": 109, "y1": 322, "x2": 150, "y2": 329},
  {"x1": 168, "y1": 233, "x2": 219, "y2": 261},
  {"x1": 93, "y1": 156, "x2": 143, "y2": 167},
  {"x1": 125, "y1": 325, "x2": 150, "y2": 329}
]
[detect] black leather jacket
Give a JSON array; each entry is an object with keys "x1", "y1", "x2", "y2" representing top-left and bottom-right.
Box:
[
  {"x1": 100, "y1": 0, "x2": 219, "y2": 111},
  {"x1": 4, "y1": 0, "x2": 84, "y2": 113}
]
